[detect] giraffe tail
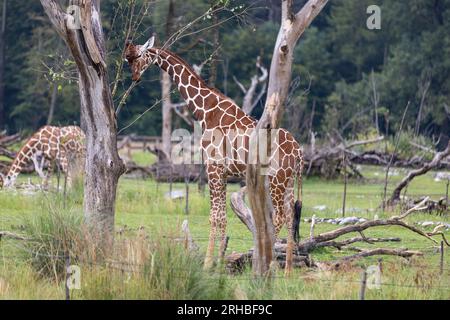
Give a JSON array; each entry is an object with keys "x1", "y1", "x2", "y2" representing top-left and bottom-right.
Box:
[{"x1": 293, "y1": 159, "x2": 303, "y2": 243}]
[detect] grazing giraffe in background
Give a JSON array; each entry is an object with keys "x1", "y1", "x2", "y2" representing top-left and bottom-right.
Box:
[
  {"x1": 0, "y1": 125, "x2": 85, "y2": 188},
  {"x1": 125, "y1": 37, "x2": 304, "y2": 273}
]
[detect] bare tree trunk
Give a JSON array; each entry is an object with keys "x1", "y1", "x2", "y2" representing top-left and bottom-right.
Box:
[
  {"x1": 246, "y1": 0, "x2": 328, "y2": 277},
  {"x1": 47, "y1": 83, "x2": 58, "y2": 125},
  {"x1": 208, "y1": 1, "x2": 220, "y2": 88},
  {"x1": 415, "y1": 74, "x2": 431, "y2": 137},
  {"x1": 233, "y1": 57, "x2": 268, "y2": 115},
  {"x1": 159, "y1": 0, "x2": 176, "y2": 159},
  {"x1": 0, "y1": 0, "x2": 6, "y2": 129},
  {"x1": 161, "y1": 72, "x2": 173, "y2": 159},
  {"x1": 40, "y1": 0, "x2": 125, "y2": 245},
  {"x1": 371, "y1": 70, "x2": 380, "y2": 135}
]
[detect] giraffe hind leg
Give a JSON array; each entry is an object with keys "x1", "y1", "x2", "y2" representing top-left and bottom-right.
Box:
[
  {"x1": 43, "y1": 160, "x2": 54, "y2": 188},
  {"x1": 283, "y1": 182, "x2": 296, "y2": 275},
  {"x1": 269, "y1": 176, "x2": 286, "y2": 241}
]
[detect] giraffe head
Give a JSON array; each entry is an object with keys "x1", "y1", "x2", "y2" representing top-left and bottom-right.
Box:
[
  {"x1": 124, "y1": 36, "x2": 155, "y2": 82},
  {"x1": 0, "y1": 171, "x2": 16, "y2": 188}
]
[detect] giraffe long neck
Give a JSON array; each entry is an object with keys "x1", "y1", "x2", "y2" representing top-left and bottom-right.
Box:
[
  {"x1": 6, "y1": 138, "x2": 38, "y2": 184},
  {"x1": 145, "y1": 48, "x2": 218, "y2": 121}
]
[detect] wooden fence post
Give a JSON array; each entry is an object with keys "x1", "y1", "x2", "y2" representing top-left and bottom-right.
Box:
[
  {"x1": 359, "y1": 269, "x2": 367, "y2": 300},
  {"x1": 63, "y1": 171, "x2": 68, "y2": 209},
  {"x1": 184, "y1": 165, "x2": 189, "y2": 215},
  {"x1": 169, "y1": 165, "x2": 173, "y2": 195},
  {"x1": 65, "y1": 253, "x2": 70, "y2": 301},
  {"x1": 440, "y1": 241, "x2": 445, "y2": 276},
  {"x1": 56, "y1": 160, "x2": 61, "y2": 193},
  {"x1": 378, "y1": 258, "x2": 383, "y2": 275},
  {"x1": 445, "y1": 179, "x2": 449, "y2": 211},
  {"x1": 342, "y1": 152, "x2": 347, "y2": 217},
  {"x1": 156, "y1": 149, "x2": 160, "y2": 194}
]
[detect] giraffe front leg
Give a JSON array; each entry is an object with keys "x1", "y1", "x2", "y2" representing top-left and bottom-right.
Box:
[
  {"x1": 31, "y1": 152, "x2": 46, "y2": 180},
  {"x1": 284, "y1": 186, "x2": 295, "y2": 276},
  {"x1": 59, "y1": 155, "x2": 72, "y2": 189},
  {"x1": 43, "y1": 160, "x2": 54, "y2": 189},
  {"x1": 204, "y1": 165, "x2": 227, "y2": 270}
]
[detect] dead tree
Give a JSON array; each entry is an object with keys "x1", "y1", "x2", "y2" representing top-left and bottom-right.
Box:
[
  {"x1": 246, "y1": 0, "x2": 329, "y2": 276},
  {"x1": 0, "y1": 0, "x2": 6, "y2": 129},
  {"x1": 305, "y1": 135, "x2": 384, "y2": 178},
  {"x1": 0, "y1": 132, "x2": 21, "y2": 173},
  {"x1": 228, "y1": 196, "x2": 448, "y2": 272},
  {"x1": 388, "y1": 141, "x2": 450, "y2": 206},
  {"x1": 415, "y1": 71, "x2": 431, "y2": 136},
  {"x1": 40, "y1": 0, "x2": 125, "y2": 244},
  {"x1": 160, "y1": 0, "x2": 177, "y2": 158},
  {"x1": 233, "y1": 56, "x2": 268, "y2": 115}
]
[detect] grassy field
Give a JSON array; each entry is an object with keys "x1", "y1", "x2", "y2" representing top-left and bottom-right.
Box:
[{"x1": 0, "y1": 155, "x2": 448, "y2": 299}]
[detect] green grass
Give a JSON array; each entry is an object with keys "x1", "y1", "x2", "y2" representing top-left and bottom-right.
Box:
[{"x1": 0, "y1": 164, "x2": 448, "y2": 299}]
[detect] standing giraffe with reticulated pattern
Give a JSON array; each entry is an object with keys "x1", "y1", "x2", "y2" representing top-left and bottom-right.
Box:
[
  {"x1": 125, "y1": 37, "x2": 304, "y2": 273},
  {"x1": 0, "y1": 125, "x2": 85, "y2": 188}
]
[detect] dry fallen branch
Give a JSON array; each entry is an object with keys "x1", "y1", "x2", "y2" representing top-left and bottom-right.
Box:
[
  {"x1": 305, "y1": 136, "x2": 384, "y2": 178},
  {"x1": 0, "y1": 231, "x2": 29, "y2": 241},
  {"x1": 228, "y1": 187, "x2": 446, "y2": 272},
  {"x1": 324, "y1": 248, "x2": 423, "y2": 269},
  {"x1": 388, "y1": 141, "x2": 450, "y2": 206},
  {"x1": 0, "y1": 133, "x2": 21, "y2": 147},
  {"x1": 230, "y1": 187, "x2": 255, "y2": 234},
  {"x1": 315, "y1": 237, "x2": 401, "y2": 250}
]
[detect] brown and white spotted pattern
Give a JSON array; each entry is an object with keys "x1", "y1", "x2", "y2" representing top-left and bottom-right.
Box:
[
  {"x1": 0, "y1": 125, "x2": 85, "y2": 188},
  {"x1": 125, "y1": 39, "x2": 304, "y2": 272}
]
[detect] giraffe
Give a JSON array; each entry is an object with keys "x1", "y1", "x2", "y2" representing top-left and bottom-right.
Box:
[
  {"x1": 0, "y1": 125, "x2": 85, "y2": 189},
  {"x1": 124, "y1": 37, "x2": 304, "y2": 273}
]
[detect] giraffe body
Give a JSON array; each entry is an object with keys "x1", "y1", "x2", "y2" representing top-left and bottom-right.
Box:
[
  {"x1": 125, "y1": 39, "x2": 304, "y2": 272},
  {"x1": 0, "y1": 125, "x2": 85, "y2": 188}
]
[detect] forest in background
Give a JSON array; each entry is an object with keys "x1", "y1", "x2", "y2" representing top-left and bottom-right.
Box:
[{"x1": 0, "y1": 0, "x2": 449, "y2": 149}]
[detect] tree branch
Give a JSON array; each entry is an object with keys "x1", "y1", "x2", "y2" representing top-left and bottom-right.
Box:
[
  {"x1": 293, "y1": 0, "x2": 329, "y2": 39},
  {"x1": 388, "y1": 141, "x2": 450, "y2": 205},
  {"x1": 39, "y1": 0, "x2": 67, "y2": 38}
]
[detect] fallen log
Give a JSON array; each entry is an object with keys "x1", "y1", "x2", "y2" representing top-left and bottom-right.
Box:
[
  {"x1": 318, "y1": 248, "x2": 423, "y2": 270},
  {"x1": 387, "y1": 141, "x2": 450, "y2": 206},
  {"x1": 0, "y1": 132, "x2": 21, "y2": 147},
  {"x1": 0, "y1": 231, "x2": 29, "y2": 241},
  {"x1": 227, "y1": 193, "x2": 445, "y2": 272},
  {"x1": 304, "y1": 136, "x2": 385, "y2": 179},
  {"x1": 0, "y1": 146, "x2": 16, "y2": 159}
]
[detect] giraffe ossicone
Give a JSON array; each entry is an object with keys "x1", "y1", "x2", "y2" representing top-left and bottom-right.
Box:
[{"x1": 125, "y1": 37, "x2": 304, "y2": 273}]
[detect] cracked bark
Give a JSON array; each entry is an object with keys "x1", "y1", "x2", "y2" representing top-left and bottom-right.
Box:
[
  {"x1": 246, "y1": 0, "x2": 329, "y2": 276},
  {"x1": 40, "y1": 0, "x2": 125, "y2": 245}
]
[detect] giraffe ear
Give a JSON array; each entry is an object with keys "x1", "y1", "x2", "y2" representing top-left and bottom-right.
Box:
[{"x1": 138, "y1": 36, "x2": 155, "y2": 56}]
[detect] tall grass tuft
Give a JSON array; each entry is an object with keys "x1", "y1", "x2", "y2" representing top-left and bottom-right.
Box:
[
  {"x1": 79, "y1": 230, "x2": 234, "y2": 300},
  {"x1": 17, "y1": 203, "x2": 84, "y2": 282},
  {"x1": 14, "y1": 199, "x2": 234, "y2": 299}
]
